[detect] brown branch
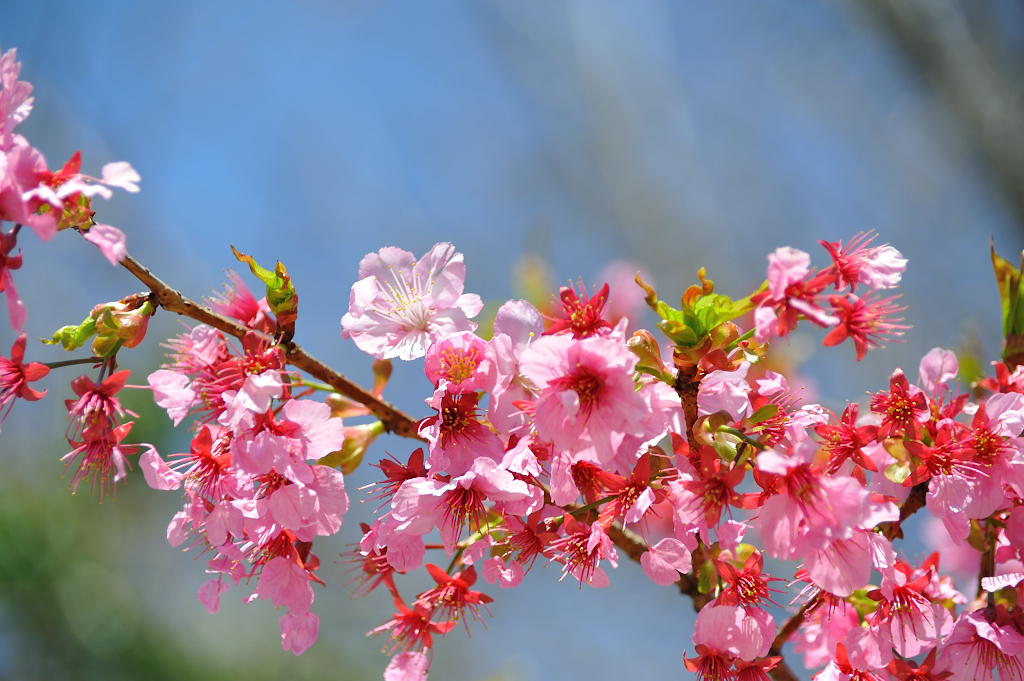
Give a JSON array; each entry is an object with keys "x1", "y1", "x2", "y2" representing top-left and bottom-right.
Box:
[
  {"x1": 766, "y1": 595, "x2": 822, "y2": 681},
  {"x1": 119, "y1": 253, "x2": 424, "y2": 440},
  {"x1": 879, "y1": 480, "x2": 929, "y2": 541}
]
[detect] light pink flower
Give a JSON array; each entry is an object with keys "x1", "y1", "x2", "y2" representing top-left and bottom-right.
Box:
[
  {"x1": 844, "y1": 626, "x2": 893, "y2": 671},
  {"x1": 481, "y1": 555, "x2": 524, "y2": 589},
  {"x1": 793, "y1": 599, "x2": 859, "y2": 669},
  {"x1": 140, "y1": 447, "x2": 183, "y2": 491},
  {"x1": 0, "y1": 141, "x2": 60, "y2": 239},
  {"x1": 254, "y1": 555, "x2": 314, "y2": 614},
  {"x1": 717, "y1": 520, "x2": 747, "y2": 551},
  {"x1": 859, "y1": 245, "x2": 907, "y2": 290},
  {"x1": 0, "y1": 48, "x2": 33, "y2": 149},
  {"x1": 768, "y1": 247, "x2": 811, "y2": 299},
  {"x1": 934, "y1": 610, "x2": 1024, "y2": 681},
  {"x1": 694, "y1": 602, "x2": 773, "y2": 661},
  {"x1": 487, "y1": 299, "x2": 543, "y2": 437},
  {"x1": 820, "y1": 232, "x2": 907, "y2": 290},
  {"x1": 341, "y1": 242, "x2": 483, "y2": 360},
  {"x1": 100, "y1": 161, "x2": 140, "y2": 193},
  {"x1": 218, "y1": 368, "x2": 284, "y2": 429},
  {"x1": 804, "y1": 531, "x2": 873, "y2": 597},
  {"x1": 756, "y1": 450, "x2": 874, "y2": 560},
  {"x1": 390, "y1": 457, "x2": 533, "y2": 551}
]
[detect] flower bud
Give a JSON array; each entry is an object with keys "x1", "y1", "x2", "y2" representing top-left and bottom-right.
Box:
[
  {"x1": 372, "y1": 359, "x2": 392, "y2": 397},
  {"x1": 325, "y1": 393, "x2": 370, "y2": 419},
  {"x1": 627, "y1": 329, "x2": 667, "y2": 377},
  {"x1": 319, "y1": 421, "x2": 385, "y2": 473}
]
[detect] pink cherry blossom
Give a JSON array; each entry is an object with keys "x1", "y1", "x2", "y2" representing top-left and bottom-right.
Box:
[
  {"x1": 933, "y1": 610, "x2": 1024, "y2": 681},
  {"x1": 756, "y1": 449, "x2": 875, "y2": 560},
  {"x1": 100, "y1": 161, "x2": 141, "y2": 193},
  {"x1": 693, "y1": 602, "x2": 773, "y2": 662},
  {"x1": 253, "y1": 555, "x2": 314, "y2": 614},
  {"x1": 820, "y1": 231, "x2": 907, "y2": 291},
  {"x1": 418, "y1": 388, "x2": 504, "y2": 475},
  {"x1": 793, "y1": 599, "x2": 859, "y2": 669},
  {"x1": 147, "y1": 369, "x2": 195, "y2": 426},
  {"x1": 519, "y1": 333, "x2": 646, "y2": 464},
  {"x1": 342, "y1": 242, "x2": 483, "y2": 360},
  {"x1": 0, "y1": 48, "x2": 33, "y2": 149},
  {"x1": 487, "y1": 299, "x2": 543, "y2": 436},
  {"x1": 481, "y1": 555, "x2": 525, "y2": 589}
]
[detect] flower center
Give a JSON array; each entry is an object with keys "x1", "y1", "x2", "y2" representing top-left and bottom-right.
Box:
[{"x1": 440, "y1": 346, "x2": 480, "y2": 384}]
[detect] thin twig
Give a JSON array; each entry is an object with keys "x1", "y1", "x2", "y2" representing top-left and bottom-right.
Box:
[
  {"x1": 43, "y1": 356, "x2": 103, "y2": 370},
  {"x1": 119, "y1": 253, "x2": 424, "y2": 440}
]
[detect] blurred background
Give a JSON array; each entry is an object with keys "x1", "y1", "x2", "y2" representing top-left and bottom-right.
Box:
[{"x1": 2, "y1": 0, "x2": 1024, "y2": 679}]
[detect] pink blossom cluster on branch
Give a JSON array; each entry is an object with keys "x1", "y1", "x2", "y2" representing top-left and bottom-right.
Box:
[{"x1": 6, "y1": 43, "x2": 1024, "y2": 681}]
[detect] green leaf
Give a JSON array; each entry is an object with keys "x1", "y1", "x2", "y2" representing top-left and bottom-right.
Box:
[
  {"x1": 713, "y1": 438, "x2": 738, "y2": 462},
  {"x1": 732, "y1": 543, "x2": 757, "y2": 565},
  {"x1": 652, "y1": 288, "x2": 757, "y2": 347},
  {"x1": 847, "y1": 588, "x2": 879, "y2": 620},
  {"x1": 697, "y1": 559, "x2": 717, "y2": 595},
  {"x1": 749, "y1": 404, "x2": 779, "y2": 425},
  {"x1": 991, "y1": 241, "x2": 1024, "y2": 363},
  {"x1": 41, "y1": 316, "x2": 97, "y2": 352},
  {"x1": 884, "y1": 461, "x2": 911, "y2": 485},
  {"x1": 231, "y1": 246, "x2": 298, "y2": 337}
]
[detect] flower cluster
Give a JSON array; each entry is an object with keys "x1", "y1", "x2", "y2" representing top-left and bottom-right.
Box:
[
  {"x1": 336, "y1": 238, "x2": 1024, "y2": 681},
  {"x1": 141, "y1": 277, "x2": 350, "y2": 655},
  {"x1": 752, "y1": 232, "x2": 908, "y2": 360}
]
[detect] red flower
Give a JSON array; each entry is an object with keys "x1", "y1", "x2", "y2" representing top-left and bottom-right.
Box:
[
  {"x1": 714, "y1": 550, "x2": 784, "y2": 610},
  {"x1": 815, "y1": 403, "x2": 879, "y2": 474},
  {"x1": 371, "y1": 596, "x2": 455, "y2": 655},
  {"x1": 543, "y1": 280, "x2": 612, "y2": 338},
  {"x1": 870, "y1": 369, "x2": 928, "y2": 439},
  {"x1": 823, "y1": 293, "x2": 908, "y2": 361},
  {"x1": 416, "y1": 564, "x2": 493, "y2": 632},
  {"x1": 0, "y1": 332, "x2": 48, "y2": 423}
]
